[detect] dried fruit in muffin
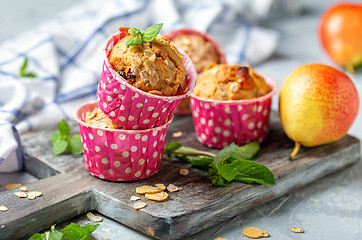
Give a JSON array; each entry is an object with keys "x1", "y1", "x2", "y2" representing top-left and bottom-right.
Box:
[
  {"x1": 108, "y1": 27, "x2": 187, "y2": 96},
  {"x1": 193, "y1": 64, "x2": 271, "y2": 100},
  {"x1": 172, "y1": 34, "x2": 221, "y2": 73},
  {"x1": 84, "y1": 108, "x2": 125, "y2": 129}
]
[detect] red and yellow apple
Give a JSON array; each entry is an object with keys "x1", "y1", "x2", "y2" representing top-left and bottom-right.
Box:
[
  {"x1": 279, "y1": 64, "x2": 359, "y2": 159},
  {"x1": 319, "y1": 2, "x2": 362, "y2": 73}
]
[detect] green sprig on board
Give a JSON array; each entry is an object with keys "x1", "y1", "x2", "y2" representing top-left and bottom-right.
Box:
[
  {"x1": 29, "y1": 223, "x2": 99, "y2": 240},
  {"x1": 164, "y1": 142, "x2": 275, "y2": 187},
  {"x1": 19, "y1": 57, "x2": 37, "y2": 78},
  {"x1": 126, "y1": 23, "x2": 163, "y2": 48},
  {"x1": 50, "y1": 119, "x2": 83, "y2": 155}
]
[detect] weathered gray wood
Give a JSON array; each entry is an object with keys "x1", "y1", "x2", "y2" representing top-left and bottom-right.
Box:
[{"x1": 0, "y1": 112, "x2": 360, "y2": 240}]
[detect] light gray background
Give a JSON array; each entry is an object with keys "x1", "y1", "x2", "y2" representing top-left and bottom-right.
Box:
[{"x1": 0, "y1": 0, "x2": 361, "y2": 239}]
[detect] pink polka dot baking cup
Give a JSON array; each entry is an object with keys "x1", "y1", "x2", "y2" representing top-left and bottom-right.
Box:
[
  {"x1": 190, "y1": 77, "x2": 277, "y2": 149},
  {"x1": 97, "y1": 32, "x2": 197, "y2": 130},
  {"x1": 75, "y1": 101, "x2": 171, "y2": 182},
  {"x1": 165, "y1": 28, "x2": 227, "y2": 115}
]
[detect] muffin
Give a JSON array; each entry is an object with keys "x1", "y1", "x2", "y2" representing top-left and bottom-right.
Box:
[
  {"x1": 75, "y1": 101, "x2": 172, "y2": 181},
  {"x1": 97, "y1": 26, "x2": 197, "y2": 130},
  {"x1": 166, "y1": 28, "x2": 227, "y2": 114},
  {"x1": 190, "y1": 64, "x2": 277, "y2": 149}
]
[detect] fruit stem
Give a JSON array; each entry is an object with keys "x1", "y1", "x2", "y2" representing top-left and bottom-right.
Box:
[
  {"x1": 289, "y1": 142, "x2": 301, "y2": 160},
  {"x1": 346, "y1": 63, "x2": 354, "y2": 74}
]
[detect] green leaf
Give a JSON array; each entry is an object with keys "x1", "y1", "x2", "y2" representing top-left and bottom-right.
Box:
[
  {"x1": 190, "y1": 157, "x2": 213, "y2": 169},
  {"x1": 211, "y1": 143, "x2": 239, "y2": 169},
  {"x1": 232, "y1": 160, "x2": 275, "y2": 185},
  {"x1": 164, "y1": 142, "x2": 183, "y2": 158},
  {"x1": 232, "y1": 142, "x2": 260, "y2": 160},
  {"x1": 57, "y1": 119, "x2": 70, "y2": 138},
  {"x1": 50, "y1": 130, "x2": 61, "y2": 145},
  {"x1": 128, "y1": 27, "x2": 141, "y2": 35},
  {"x1": 29, "y1": 225, "x2": 63, "y2": 240},
  {"x1": 53, "y1": 139, "x2": 69, "y2": 156},
  {"x1": 217, "y1": 164, "x2": 237, "y2": 182},
  {"x1": 141, "y1": 23, "x2": 163, "y2": 43},
  {"x1": 61, "y1": 223, "x2": 99, "y2": 240},
  {"x1": 22, "y1": 72, "x2": 37, "y2": 78},
  {"x1": 19, "y1": 57, "x2": 37, "y2": 78},
  {"x1": 67, "y1": 134, "x2": 83, "y2": 154},
  {"x1": 126, "y1": 36, "x2": 143, "y2": 48},
  {"x1": 208, "y1": 168, "x2": 227, "y2": 187}
]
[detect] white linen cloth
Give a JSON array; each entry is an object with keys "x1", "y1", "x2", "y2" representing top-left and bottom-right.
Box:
[{"x1": 0, "y1": 0, "x2": 280, "y2": 172}]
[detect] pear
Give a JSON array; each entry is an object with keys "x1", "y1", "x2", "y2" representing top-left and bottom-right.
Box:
[{"x1": 279, "y1": 64, "x2": 359, "y2": 159}]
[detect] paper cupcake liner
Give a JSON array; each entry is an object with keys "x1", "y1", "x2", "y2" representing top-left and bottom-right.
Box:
[
  {"x1": 97, "y1": 32, "x2": 197, "y2": 130},
  {"x1": 75, "y1": 101, "x2": 171, "y2": 182},
  {"x1": 190, "y1": 77, "x2": 277, "y2": 149},
  {"x1": 165, "y1": 28, "x2": 227, "y2": 115}
]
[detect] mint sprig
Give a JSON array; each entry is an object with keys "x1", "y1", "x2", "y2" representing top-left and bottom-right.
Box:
[
  {"x1": 29, "y1": 223, "x2": 99, "y2": 240},
  {"x1": 126, "y1": 23, "x2": 163, "y2": 48},
  {"x1": 50, "y1": 119, "x2": 83, "y2": 155},
  {"x1": 164, "y1": 142, "x2": 275, "y2": 187},
  {"x1": 19, "y1": 57, "x2": 37, "y2": 78}
]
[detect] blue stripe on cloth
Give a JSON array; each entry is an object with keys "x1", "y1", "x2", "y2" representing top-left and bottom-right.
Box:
[
  {"x1": 0, "y1": 157, "x2": 3, "y2": 164},
  {"x1": 238, "y1": 25, "x2": 251, "y2": 64},
  {"x1": 55, "y1": 85, "x2": 97, "y2": 103},
  {"x1": 0, "y1": 108, "x2": 21, "y2": 117},
  {"x1": 60, "y1": 0, "x2": 150, "y2": 71},
  {"x1": 0, "y1": 70, "x2": 18, "y2": 79},
  {"x1": 0, "y1": 37, "x2": 52, "y2": 67},
  {"x1": 12, "y1": 125, "x2": 23, "y2": 170}
]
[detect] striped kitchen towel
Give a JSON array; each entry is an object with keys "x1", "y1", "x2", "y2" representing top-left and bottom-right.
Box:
[{"x1": 0, "y1": 0, "x2": 280, "y2": 172}]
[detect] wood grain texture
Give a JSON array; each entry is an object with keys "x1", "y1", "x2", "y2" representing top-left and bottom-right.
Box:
[{"x1": 0, "y1": 112, "x2": 360, "y2": 240}]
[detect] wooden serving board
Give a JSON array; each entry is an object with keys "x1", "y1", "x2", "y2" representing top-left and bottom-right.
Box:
[{"x1": 0, "y1": 112, "x2": 360, "y2": 240}]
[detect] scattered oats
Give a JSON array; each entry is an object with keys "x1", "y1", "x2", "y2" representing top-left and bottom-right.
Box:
[
  {"x1": 27, "y1": 191, "x2": 42, "y2": 200},
  {"x1": 130, "y1": 196, "x2": 141, "y2": 202},
  {"x1": 28, "y1": 179, "x2": 35, "y2": 183},
  {"x1": 133, "y1": 201, "x2": 147, "y2": 210},
  {"x1": 167, "y1": 184, "x2": 184, "y2": 192},
  {"x1": 0, "y1": 205, "x2": 8, "y2": 211},
  {"x1": 145, "y1": 191, "x2": 168, "y2": 202},
  {"x1": 20, "y1": 186, "x2": 28, "y2": 192},
  {"x1": 291, "y1": 227, "x2": 304, "y2": 233},
  {"x1": 87, "y1": 212, "x2": 103, "y2": 222},
  {"x1": 172, "y1": 131, "x2": 183, "y2": 137},
  {"x1": 179, "y1": 168, "x2": 189, "y2": 176},
  {"x1": 155, "y1": 183, "x2": 166, "y2": 191},
  {"x1": 6, "y1": 183, "x2": 21, "y2": 190},
  {"x1": 242, "y1": 227, "x2": 266, "y2": 239},
  {"x1": 215, "y1": 238, "x2": 227, "y2": 240},
  {"x1": 136, "y1": 185, "x2": 163, "y2": 194},
  {"x1": 14, "y1": 192, "x2": 27, "y2": 198}
]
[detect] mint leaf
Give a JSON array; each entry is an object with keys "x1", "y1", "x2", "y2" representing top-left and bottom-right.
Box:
[
  {"x1": 128, "y1": 27, "x2": 141, "y2": 35},
  {"x1": 19, "y1": 57, "x2": 37, "y2": 78},
  {"x1": 58, "y1": 119, "x2": 70, "y2": 138},
  {"x1": 190, "y1": 157, "x2": 213, "y2": 169},
  {"x1": 141, "y1": 23, "x2": 163, "y2": 43},
  {"x1": 211, "y1": 143, "x2": 239, "y2": 169},
  {"x1": 67, "y1": 134, "x2": 83, "y2": 154},
  {"x1": 50, "y1": 130, "x2": 61, "y2": 145},
  {"x1": 217, "y1": 164, "x2": 237, "y2": 182},
  {"x1": 29, "y1": 225, "x2": 63, "y2": 240},
  {"x1": 232, "y1": 142, "x2": 260, "y2": 160},
  {"x1": 164, "y1": 142, "x2": 183, "y2": 158},
  {"x1": 53, "y1": 139, "x2": 69, "y2": 156},
  {"x1": 61, "y1": 223, "x2": 99, "y2": 240},
  {"x1": 208, "y1": 168, "x2": 227, "y2": 187},
  {"x1": 232, "y1": 160, "x2": 275, "y2": 185},
  {"x1": 126, "y1": 36, "x2": 143, "y2": 48}
]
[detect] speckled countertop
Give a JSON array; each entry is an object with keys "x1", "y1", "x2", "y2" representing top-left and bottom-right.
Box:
[{"x1": 0, "y1": 0, "x2": 361, "y2": 239}]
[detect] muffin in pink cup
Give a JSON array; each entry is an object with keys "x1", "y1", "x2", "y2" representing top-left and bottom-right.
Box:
[
  {"x1": 190, "y1": 64, "x2": 278, "y2": 149},
  {"x1": 165, "y1": 28, "x2": 227, "y2": 114},
  {"x1": 97, "y1": 26, "x2": 197, "y2": 130},
  {"x1": 75, "y1": 101, "x2": 172, "y2": 181}
]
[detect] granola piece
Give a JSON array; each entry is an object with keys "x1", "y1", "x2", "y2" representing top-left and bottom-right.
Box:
[
  {"x1": 20, "y1": 186, "x2": 28, "y2": 192},
  {"x1": 6, "y1": 183, "x2": 21, "y2": 190},
  {"x1": 167, "y1": 184, "x2": 184, "y2": 192},
  {"x1": 0, "y1": 205, "x2": 8, "y2": 211},
  {"x1": 136, "y1": 185, "x2": 163, "y2": 194},
  {"x1": 290, "y1": 227, "x2": 304, "y2": 233},
  {"x1": 172, "y1": 131, "x2": 183, "y2": 138},
  {"x1": 14, "y1": 192, "x2": 28, "y2": 198},
  {"x1": 27, "y1": 191, "x2": 42, "y2": 200},
  {"x1": 130, "y1": 196, "x2": 141, "y2": 202},
  {"x1": 242, "y1": 227, "x2": 265, "y2": 239}
]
